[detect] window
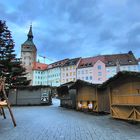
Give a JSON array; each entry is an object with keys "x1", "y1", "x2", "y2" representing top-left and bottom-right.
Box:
[
  {"x1": 70, "y1": 72, "x2": 72, "y2": 76},
  {"x1": 98, "y1": 78, "x2": 101, "y2": 81},
  {"x1": 86, "y1": 76, "x2": 88, "y2": 80},
  {"x1": 73, "y1": 72, "x2": 76, "y2": 75},
  {"x1": 98, "y1": 72, "x2": 102, "y2": 76},
  {"x1": 66, "y1": 73, "x2": 68, "y2": 76},
  {"x1": 107, "y1": 69, "x2": 110, "y2": 72},
  {"x1": 98, "y1": 65, "x2": 102, "y2": 70},
  {"x1": 90, "y1": 76, "x2": 92, "y2": 80}
]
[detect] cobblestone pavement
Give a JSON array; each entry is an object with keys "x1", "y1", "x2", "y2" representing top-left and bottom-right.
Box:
[{"x1": 0, "y1": 99, "x2": 140, "y2": 140}]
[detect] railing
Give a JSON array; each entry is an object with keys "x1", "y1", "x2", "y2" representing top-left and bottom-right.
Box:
[{"x1": 111, "y1": 94, "x2": 140, "y2": 105}]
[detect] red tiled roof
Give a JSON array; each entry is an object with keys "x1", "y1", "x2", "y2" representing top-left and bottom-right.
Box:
[
  {"x1": 32, "y1": 62, "x2": 48, "y2": 70},
  {"x1": 78, "y1": 56, "x2": 105, "y2": 68},
  {"x1": 63, "y1": 57, "x2": 81, "y2": 67},
  {"x1": 78, "y1": 51, "x2": 138, "y2": 68},
  {"x1": 104, "y1": 51, "x2": 138, "y2": 66},
  {"x1": 48, "y1": 59, "x2": 69, "y2": 69}
]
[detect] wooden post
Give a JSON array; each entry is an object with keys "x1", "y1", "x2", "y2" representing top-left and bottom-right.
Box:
[
  {"x1": 1, "y1": 107, "x2": 6, "y2": 119},
  {"x1": 108, "y1": 86, "x2": 112, "y2": 116},
  {"x1": 0, "y1": 77, "x2": 17, "y2": 127}
]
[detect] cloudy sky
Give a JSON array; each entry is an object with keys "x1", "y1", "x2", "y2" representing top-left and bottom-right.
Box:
[{"x1": 0, "y1": 0, "x2": 140, "y2": 63}]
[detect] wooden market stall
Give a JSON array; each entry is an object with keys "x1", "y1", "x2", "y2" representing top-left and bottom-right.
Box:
[
  {"x1": 8, "y1": 86, "x2": 52, "y2": 106},
  {"x1": 70, "y1": 80, "x2": 110, "y2": 113},
  {"x1": 103, "y1": 71, "x2": 140, "y2": 122},
  {"x1": 57, "y1": 82, "x2": 76, "y2": 109}
]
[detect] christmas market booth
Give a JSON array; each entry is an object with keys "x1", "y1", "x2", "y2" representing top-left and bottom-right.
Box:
[
  {"x1": 8, "y1": 86, "x2": 52, "y2": 106},
  {"x1": 70, "y1": 80, "x2": 110, "y2": 113},
  {"x1": 57, "y1": 82, "x2": 76, "y2": 109},
  {"x1": 102, "y1": 71, "x2": 140, "y2": 122}
]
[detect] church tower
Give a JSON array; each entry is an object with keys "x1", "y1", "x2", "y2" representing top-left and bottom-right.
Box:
[{"x1": 21, "y1": 25, "x2": 37, "y2": 83}]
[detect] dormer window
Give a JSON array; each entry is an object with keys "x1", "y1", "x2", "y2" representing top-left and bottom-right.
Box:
[
  {"x1": 70, "y1": 62, "x2": 73, "y2": 65},
  {"x1": 108, "y1": 61, "x2": 112, "y2": 64},
  {"x1": 88, "y1": 63, "x2": 92, "y2": 66},
  {"x1": 128, "y1": 60, "x2": 132, "y2": 63}
]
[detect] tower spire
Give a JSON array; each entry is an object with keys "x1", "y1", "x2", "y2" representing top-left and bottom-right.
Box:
[{"x1": 27, "y1": 24, "x2": 33, "y2": 41}]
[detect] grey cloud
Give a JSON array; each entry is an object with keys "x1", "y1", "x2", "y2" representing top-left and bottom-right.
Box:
[
  {"x1": 10, "y1": 0, "x2": 102, "y2": 27},
  {"x1": 37, "y1": 34, "x2": 85, "y2": 60},
  {"x1": 113, "y1": 23, "x2": 140, "y2": 57},
  {"x1": 1, "y1": 0, "x2": 140, "y2": 59},
  {"x1": 127, "y1": 23, "x2": 140, "y2": 40},
  {"x1": 99, "y1": 29, "x2": 117, "y2": 42}
]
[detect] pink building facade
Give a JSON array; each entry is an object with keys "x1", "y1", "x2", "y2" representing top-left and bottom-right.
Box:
[{"x1": 77, "y1": 57, "x2": 106, "y2": 84}]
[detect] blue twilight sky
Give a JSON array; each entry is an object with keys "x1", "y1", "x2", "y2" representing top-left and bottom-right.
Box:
[{"x1": 0, "y1": 0, "x2": 140, "y2": 63}]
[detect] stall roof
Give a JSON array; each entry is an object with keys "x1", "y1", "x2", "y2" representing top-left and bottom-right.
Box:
[
  {"x1": 13, "y1": 85, "x2": 54, "y2": 90},
  {"x1": 57, "y1": 81, "x2": 74, "y2": 91},
  {"x1": 70, "y1": 80, "x2": 99, "y2": 89},
  {"x1": 100, "y1": 71, "x2": 140, "y2": 88},
  {"x1": 60, "y1": 81, "x2": 74, "y2": 87}
]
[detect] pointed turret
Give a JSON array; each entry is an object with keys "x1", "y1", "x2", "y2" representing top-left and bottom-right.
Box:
[
  {"x1": 21, "y1": 24, "x2": 37, "y2": 65},
  {"x1": 22, "y1": 25, "x2": 36, "y2": 47},
  {"x1": 27, "y1": 25, "x2": 33, "y2": 41}
]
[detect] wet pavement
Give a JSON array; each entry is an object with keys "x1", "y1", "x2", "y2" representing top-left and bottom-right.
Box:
[{"x1": 0, "y1": 99, "x2": 140, "y2": 140}]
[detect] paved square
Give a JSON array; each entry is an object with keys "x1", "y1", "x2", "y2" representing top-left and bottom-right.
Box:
[{"x1": 0, "y1": 99, "x2": 140, "y2": 140}]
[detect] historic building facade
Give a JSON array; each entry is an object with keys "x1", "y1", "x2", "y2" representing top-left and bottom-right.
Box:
[
  {"x1": 46, "y1": 59, "x2": 68, "y2": 87},
  {"x1": 61, "y1": 58, "x2": 81, "y2": 84},
  {"x1": 32, "y1": 62, "x2": 48, "y2": 85},
  {"x1": 20, "y1": 26, "x2": 139, "y2": 86},
  {"x1": 105, "y1": 51, "x2": 139, "y2": 79},
  {"x1": 21, "y1": 25, "x2": 37, "y2": 84},
  {"x1": 77, "y1": 56, "x2": 106, "y2": 84},
  {"x1": 77, "y1": 51, "x2": 139, "y2": 84}
]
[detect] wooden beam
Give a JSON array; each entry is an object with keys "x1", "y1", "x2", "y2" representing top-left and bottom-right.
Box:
[
  {"x1": 111, "y1": 107, "x2": 119, "y2": 117},
  {"x1": 127, "y1": 108, "x2": 135, "y2": 118}
]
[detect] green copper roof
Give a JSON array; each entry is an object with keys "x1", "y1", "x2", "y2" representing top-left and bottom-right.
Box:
[
  {"x1": 22, "y1": 25, "x2": 35, "y2": 46},
  {"x1": 22, "y1": 40, "x2": 35, "y2": 46}
]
